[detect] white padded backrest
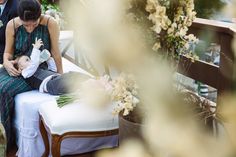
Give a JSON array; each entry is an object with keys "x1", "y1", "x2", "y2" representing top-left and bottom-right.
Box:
[{"x1": 59, "y1": 30, "x2": 108, "y2": 77}]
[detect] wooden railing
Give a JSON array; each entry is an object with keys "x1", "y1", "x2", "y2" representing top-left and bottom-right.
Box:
[{"x1": 178, "y1": 18, "x2": 236, "y2": 105}]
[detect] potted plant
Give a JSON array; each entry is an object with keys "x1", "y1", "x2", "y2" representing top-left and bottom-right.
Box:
[{"x1": 109, "y1": 73, "x2": 144, "y2": 143}]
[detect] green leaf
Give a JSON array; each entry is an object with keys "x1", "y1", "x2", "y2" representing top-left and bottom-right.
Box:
[{"x1": 56, "y1": 93, "x2": 79, "y2": 108}]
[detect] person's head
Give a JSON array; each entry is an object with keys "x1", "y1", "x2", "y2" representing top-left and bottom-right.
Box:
[
  {"x1": 18, "y1": 0, "x2": 41, "y2": 33},
  {"x1": 17, "y1": 55, "x2": 31, "y2": 71},
  {"x1": 0, "y1": 0, "x2": 7, "y2": 5}
]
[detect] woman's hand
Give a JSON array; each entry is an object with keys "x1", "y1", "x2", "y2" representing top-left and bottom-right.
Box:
[{"x1": 3, "y1": 60, "x2": 21, "y2": 76}]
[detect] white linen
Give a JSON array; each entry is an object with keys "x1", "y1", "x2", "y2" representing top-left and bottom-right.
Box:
[
  {"x1": 39, "y1": 100, "x2": 118, "y2": 135},
  {"x1": 14, "y1": 58, "x2": 118, "y2": 157}
]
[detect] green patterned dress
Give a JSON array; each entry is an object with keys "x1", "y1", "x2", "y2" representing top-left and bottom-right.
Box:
[{"x1": 0, "y1": 19, "x2": 51, "y2": 150}]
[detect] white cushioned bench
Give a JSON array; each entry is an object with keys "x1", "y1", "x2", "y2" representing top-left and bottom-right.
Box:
[
  {"x1": 39, "y1": 99, "x2": 118, "y2": 157},
  {"x1": 13, "y1": 58, "x2": 119, "y2": 157},
  {"x1": 40, "y1": 101, "x2": 118, "y2": 135}
]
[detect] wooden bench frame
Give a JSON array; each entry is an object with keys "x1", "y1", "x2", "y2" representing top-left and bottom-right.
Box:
[{"x1": 40, "y1": 115, "x2": 118, "y2": 157}]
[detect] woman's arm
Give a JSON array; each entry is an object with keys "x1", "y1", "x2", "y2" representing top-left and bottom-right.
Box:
[
  {"x1": 3, "y1": 19, "x2": 21, "y2": 76},
  {"x1": 47, "y1": 17, "x2": 63, "y2": 74}
]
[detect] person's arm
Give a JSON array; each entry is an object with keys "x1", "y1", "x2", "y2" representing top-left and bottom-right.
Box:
[
  {"x1": 3, "y1": 19, "x2": 21, "y2": 76},
  {"x1": 21, "y1": 48, "x2": 41, "y2": 78},
  {"x1": 21, "y1": 38, "x2": 43, "y2": 78},
  {"x1": 48, "y1": 17, "x2": 63, "y2": 74}
]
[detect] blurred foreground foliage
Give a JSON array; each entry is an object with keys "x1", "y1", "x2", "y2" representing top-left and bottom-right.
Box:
[{"x1": 195, "y1": 0, "x2": 226, "y2": 19}]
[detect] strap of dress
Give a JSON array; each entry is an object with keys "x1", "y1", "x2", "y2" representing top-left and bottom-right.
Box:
[
  {"x1": 13, "y1": 18, "x2": 16, "y2": 35},
  {"x1": 46, "y1": 17, "x2": 51, "y2": 26}
]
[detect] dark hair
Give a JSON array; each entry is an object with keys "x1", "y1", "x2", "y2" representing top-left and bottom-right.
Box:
[{"x1": 18, "y1": 0, "x2": 41, "y2": 21}]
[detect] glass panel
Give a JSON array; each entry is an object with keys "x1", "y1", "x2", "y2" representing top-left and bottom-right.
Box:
[
  {"x1": 175, "y1": 73, "x2": 217, "y2": 103},
  {"x1": 195, "y1": 0, "x2": 228, "y2": 21},
  {"x1": 193, "y1": 41, "x2": 220, "y2": 66}
]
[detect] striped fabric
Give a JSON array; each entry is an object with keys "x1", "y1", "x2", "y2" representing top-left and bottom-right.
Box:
[
  {"x1": 0, "y1": 68, "x2": 31, "y2": 149},
  {"x1": 14, "y1": 24, "x2": 51, "y2": 58},
  {"x1": 0, "y1": 16, "x2": 51, "y2": 150}
]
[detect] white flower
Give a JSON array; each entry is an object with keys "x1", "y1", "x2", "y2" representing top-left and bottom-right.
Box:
[
  {"x1": 111, "y1": 73, "x2": 139, "y2": 116},
  {"x1": 152, "y1": 24, "x2": 162, "y2": 34},
  {"x1": 178, "y1": 27, "x2": 188, "y2": 37},
  {"x1": 146, "y1": 0, "x2": 159, "y2": 13},
  {"x1": 172, "y1": 22, "x2": 177, "y2": 28},
  {"x1": 152, "y1": 42, "x2": 161, "y2": 51},
  {"x1": 184, "y1": 43, "x2": 190, "y2": 50},
  {"x1": 167, "y1": 27, "x2": 174, "y2": 34},
  {"x1": 185, "y1": 34, "x2": 199, "y2": 43}
]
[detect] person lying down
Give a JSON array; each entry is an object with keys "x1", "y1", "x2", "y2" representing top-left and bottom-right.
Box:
[{"x1": 16, "y1": 38, "x2": 91, "y2": 95}]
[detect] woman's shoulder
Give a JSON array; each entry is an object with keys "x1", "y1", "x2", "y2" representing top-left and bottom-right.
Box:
[
  {"x1": 8, "y1": 15, "x2": 58, "y2": 27},
  {"x1": 6, "y1": 17, "x2": 22, "y2": 34},
  {"x1": 7, "y1": 17, "x2": 20, "y2": 27},
  {"x1": 40, "y1": 14, "x2": 58, "y2": 27},
  {"x1": 41, "y1": 15, "x2": 59, "y2": 35}
]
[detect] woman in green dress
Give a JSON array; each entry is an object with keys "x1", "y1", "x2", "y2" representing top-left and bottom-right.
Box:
[{"x1": 0, "y1": 0, "x2": 62, "y2": 150}]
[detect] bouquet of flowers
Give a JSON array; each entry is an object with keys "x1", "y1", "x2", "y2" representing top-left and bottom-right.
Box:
[
  {"x1": 111, "y1": 73, "x2": 139, "y2": 116},
  {"x1": 145, "y1": 0, "x2": 198, "y2": 59},
  {"x1": 56, "y1": 75, "x2": 112, "y2": 108},
  {"x1": 56, "y1": 73, "x2": 139, "y2": 116},
  {"x1": 126, "y1": 0, "x2": 198, "y2": 60}
]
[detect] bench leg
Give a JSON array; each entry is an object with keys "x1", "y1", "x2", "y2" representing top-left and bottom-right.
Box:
[
  {"x1": 40, "y1": 119, "x2": 49, "y2": 157},
  {"x1": 51, "y1": 134, "x2": 62, "y2": 157}
]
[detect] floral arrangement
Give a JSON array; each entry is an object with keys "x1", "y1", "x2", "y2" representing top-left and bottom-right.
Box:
[
  {"x1": 56, "y1": 73, "x2": 139, "y2": 116},
  {"x1": 145, "y1": 0, "x2": 199, "y2": 59},
  {"x1": 111, "y1": 73, "x2": 139, "y2": 116},
  {"x1": 56, "y1": 75, "x2": 112, "y2": 108}
]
